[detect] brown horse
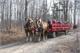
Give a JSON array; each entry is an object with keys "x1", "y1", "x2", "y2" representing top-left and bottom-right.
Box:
[
  {"x1": 34, "y1": 19, "x2": 43, "y2": 41},
  {"x1": 24, "y1": 18, "x2": 36, "y2": 42},
  {"x1": 36, "y1": 18, "x2": 49, "y2": 41},
  {"x1": 40, "y1": 19, "x2": 49, "y2": 40}
]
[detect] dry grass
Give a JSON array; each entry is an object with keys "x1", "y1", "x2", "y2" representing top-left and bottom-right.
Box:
[{"x1": 0, "y1": 26, "x2": 26, "y2": 45}]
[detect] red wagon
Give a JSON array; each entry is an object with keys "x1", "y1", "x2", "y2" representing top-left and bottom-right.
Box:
[{"x1": 48, "y1": 20, "x2": 72, "y2": 38}]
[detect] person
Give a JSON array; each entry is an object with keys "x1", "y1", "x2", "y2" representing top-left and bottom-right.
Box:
[{"x1": 48, "y1": 19, "x2": 52, "y2": 28}]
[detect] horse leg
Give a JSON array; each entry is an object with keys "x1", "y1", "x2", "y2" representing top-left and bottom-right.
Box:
[
  {"x1": 33, "y1": 31, "x2": 38, "y2": 42},
  {"x1": 28, "y1": 32, "x2": 31, "y2": 42},
  {"x1": 33, "y1": 31, "x2": 37, "y2": 42},
  {"x1": 33, "y1": 31, "x2": 36, "y2": 41},
  {"x1": 43, "y1": 31, "x2": 45, "y2": 41},
  {"x1": 24, "y1": 29, "x2": 28, "y2": 42},
  {"x1": 40, "y1": 31, "x2": 42, "y2": 41},
  {"x1": 37, "y1": 32, "x2": 40, "y2": 41},
  {"x1": 44, "y1": 31, "x2": 47, "y2": 40},
  {"x1": 30, "y1": 31, "x2": 33, "y2": 42},
  {"x1": 32, "y1": 31, "x2": 35, "y2": 42},
  {"x1": 45, "y1": 31, "x2": 47, "y2": 40},
  {"x1": 38, "y1": 32, "x2": 41, "y2": 41},
  {"x1": 25, "y1": 32, "x2": 29, "y2": 42},
  {"x1": 25, "y1": 32, "x2": 28, "y2": 41},
  {"x1": 37, "y1": 32, "x2": 40, "y2": 42},
  {"x1": 29, "y1": 32, "x2": 31, "y2": 42},
  {"x1": 32, "y1": 31, "x2": 34, "y2": 42}
]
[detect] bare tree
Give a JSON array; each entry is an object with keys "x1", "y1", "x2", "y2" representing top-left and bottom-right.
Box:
[
  {"x1": 1, "y1": 0, "x2": 5, "y2": 32},
  {"x1": 9, "y1": 0, "x2": 12, "y2": 29}
]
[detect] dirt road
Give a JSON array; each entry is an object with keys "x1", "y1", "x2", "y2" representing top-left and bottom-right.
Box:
[{"x1": 0, "y1": 28, "x2": 80, "y2": 53}]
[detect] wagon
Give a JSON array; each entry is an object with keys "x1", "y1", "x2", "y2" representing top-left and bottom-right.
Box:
[{"x1": 48, "y1": 20, "x2": 72, "y2": 38}]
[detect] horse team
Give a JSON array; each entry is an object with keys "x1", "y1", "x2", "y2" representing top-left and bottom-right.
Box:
[{"x1": 24, "y1": 18, "x2": 50, "y2": 42}]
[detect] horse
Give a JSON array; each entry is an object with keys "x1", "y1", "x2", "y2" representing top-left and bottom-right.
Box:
[
  {"x1": 34, "y1": 18, "x2": 43, "y2": 41},
  {"x1": 24, "y1": 18, "x2": 36, "y2": 42},
  {"x1": 36, "y1": 18, "x2": 49, "y2": 41},
  {"x1": 40, "y1": 19, "x2": 49, "y2": 40}
]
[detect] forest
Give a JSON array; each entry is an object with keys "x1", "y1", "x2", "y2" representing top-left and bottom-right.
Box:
[{"x1": 0, "y1": 0, "x2": 80, "y2": 44}]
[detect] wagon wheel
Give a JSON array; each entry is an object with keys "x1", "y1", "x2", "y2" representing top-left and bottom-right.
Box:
[
  {"x1": 64, "y1": 30, "x2": 68, "y2": 35},
  {"x1": 53, "y1": 32, "x2": 56, "y2": 38}
]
